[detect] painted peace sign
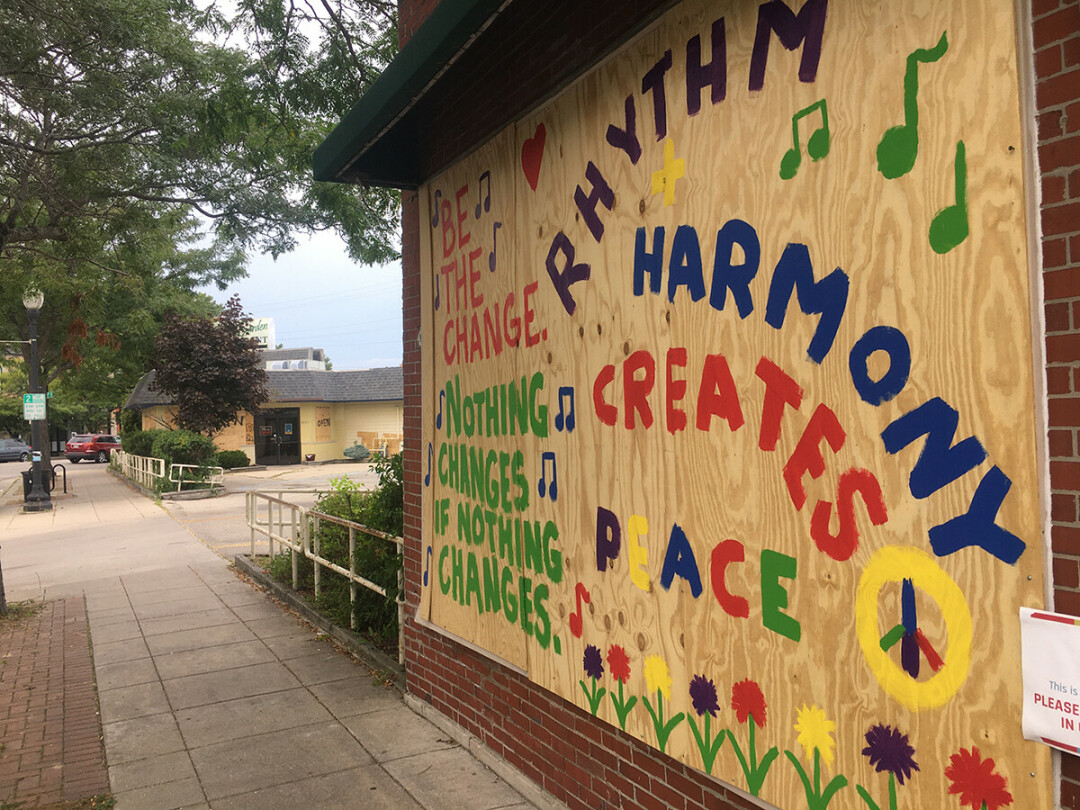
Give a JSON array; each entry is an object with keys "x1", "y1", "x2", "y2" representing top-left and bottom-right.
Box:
[{"x1": 856, "y1": 546, "x2": 973, "y2": 710}]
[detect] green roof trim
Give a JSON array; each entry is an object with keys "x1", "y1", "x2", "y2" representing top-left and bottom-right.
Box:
[{"x1": 313, "y1": 0, "x2": 504, "y2": 187}]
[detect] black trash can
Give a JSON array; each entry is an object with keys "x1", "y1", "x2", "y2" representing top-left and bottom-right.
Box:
[{"x1": 21, "y1": 469, "x2": 33, "y2": 500}]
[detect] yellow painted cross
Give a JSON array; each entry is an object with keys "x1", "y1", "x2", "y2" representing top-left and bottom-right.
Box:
[{"x1": 651, "y1": 138, "x2": 685, "y2": 207}]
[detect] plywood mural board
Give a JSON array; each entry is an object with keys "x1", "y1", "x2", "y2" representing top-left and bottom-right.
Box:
[
  {"x1": 315, "y1": 407, "x2": 332, "y2": 443},
  {"x1": 417, "y1": 0, "x2": 1051, "y2": 806}
]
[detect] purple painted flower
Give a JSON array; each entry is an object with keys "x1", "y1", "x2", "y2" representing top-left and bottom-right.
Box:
[
  {"x1": 862, "y1": 724, "x2": 920, "y2": 785},
  {"x1": 689, "y1": 675, "x2": 719, "y2": 717},
  {"x1": 583, "y1": 644, "x2": 604, "y2": 680}
]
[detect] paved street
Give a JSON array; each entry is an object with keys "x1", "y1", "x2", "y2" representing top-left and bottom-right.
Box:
[
  {"x1": 0, "y1": 461, "x2": 558, "y2": 809},
  {"x1": 161, "y1": 461, "x2": 381, "y2": 559}
]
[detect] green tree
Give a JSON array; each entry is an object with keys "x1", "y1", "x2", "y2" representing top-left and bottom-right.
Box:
[
  {"x1": 0, "y1": 216, "x2": 220, "y2": 441},
  {"x1": 0, "y1": 0, "x2": 399, "y2": 265},
  {"x1": 0, "y1": 0, "x2": 399, "y2": 441},
  {"x1": 150, "y1": 295, "x2": 269, "y2": 435}
]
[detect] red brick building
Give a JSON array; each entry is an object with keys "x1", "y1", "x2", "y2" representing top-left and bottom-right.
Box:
[{"x1": 317, "y1": 2, "x2": 1080, "y2": 808}]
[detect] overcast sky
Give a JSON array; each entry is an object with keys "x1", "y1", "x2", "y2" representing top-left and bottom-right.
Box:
[{"x1": 199, "y1": 230, "x2": 404, "y2": 371}]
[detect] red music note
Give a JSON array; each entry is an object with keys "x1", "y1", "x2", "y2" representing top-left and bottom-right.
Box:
[{"x1": 568, "y1": 582, "x2": 591, "y2": 638}]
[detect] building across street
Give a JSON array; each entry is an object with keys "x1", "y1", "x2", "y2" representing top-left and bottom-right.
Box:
[{"x1": 125, "y1": 347, "x2": 403, "y2": 465}]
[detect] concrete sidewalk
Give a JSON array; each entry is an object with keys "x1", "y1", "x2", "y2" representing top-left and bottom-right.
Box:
[{"x1": 0, "y1": 466, "x2": 558, "y2": 809}]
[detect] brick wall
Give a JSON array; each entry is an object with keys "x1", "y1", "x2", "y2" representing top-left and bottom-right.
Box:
[
  {"x1": 1036, "y1": 1, "x2": 1080, "y2": 806},
  {"x1": 398, "y1": 0, "x2": 1080, "y2": 807},
  {"x1": 398, "y1": 0, "x2": 440, "y2": 47}
]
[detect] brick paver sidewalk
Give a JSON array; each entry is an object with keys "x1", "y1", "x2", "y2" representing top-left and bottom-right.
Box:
[{"x1": 0, "y1": 597, "x2": 109, "y2": 806}]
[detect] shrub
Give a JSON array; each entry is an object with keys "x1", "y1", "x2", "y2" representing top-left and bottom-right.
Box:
[
  {"x1": 343, "y1": 442, "x2": 370, "y2": 461},
  {"x1": 121, "y1": 429, "x2": 167, "y2": 458},
  {"x1": 216, "y1": 449, "x2": 250, "y2": 469},
  {"x1": 268, "y1": 455, "x2": 404, "y2": 650},
  {"x1": 120, "y1": 408, "x2": 142, "y2": 436},
  {"x1": 151, "y1": 429, "x2": 217, "y2": 466},
  {"x1": 365, "y1": 453, "x2": 403, "y2": 536}
]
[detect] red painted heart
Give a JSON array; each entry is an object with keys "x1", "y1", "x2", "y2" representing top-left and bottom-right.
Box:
[{"x1": 521, "y1": 123, "x2": 546, "y2": 191}]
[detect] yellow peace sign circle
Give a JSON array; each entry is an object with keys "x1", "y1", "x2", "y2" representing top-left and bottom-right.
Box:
[{"x1": 855, "y1": 545, "x2": 972, "y2": 710}]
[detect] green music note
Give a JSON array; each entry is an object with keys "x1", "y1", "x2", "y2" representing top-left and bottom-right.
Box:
[
  {"x1": 877, "y1": 32, "x2": 949, "y2": 180},
  {"x1": 780, "y1": 99, "x2": 830, "y2": 180},
  {"x1": 929, "y1": 140, "x2": 968, "y2": 254}
]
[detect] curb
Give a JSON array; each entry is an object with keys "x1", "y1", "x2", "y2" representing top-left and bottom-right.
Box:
[
  {"x1": 232, "y1": 554, "x2": 405, "y2": 690},
  {"x1": 159, "y1": 488, "x2": 223, "y2": 501},
  {"x1": 106, "y1": 467, "x2": 156, "y2": 499}
]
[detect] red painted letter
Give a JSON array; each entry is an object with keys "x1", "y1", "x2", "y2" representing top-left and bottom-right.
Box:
[
  {"x1": 666, "y1": 347, "x2": 688, "y2": 434},
  {"x1": 623, "y1": 350, "x2": 656, "y2": 429},
  {"x1": 710, "y1": 539, "x2": 750, "y2": 618},
  {"x1": 696, "y1": 353, "x2": 744, "y2": 432},
  {"x1": 783, "y1": 403, "x2": 845, "y2": 510},
  {"x1": 811, "y1": 468, "x2": 888, "y2": 561},
  {"x1": 593, "y1": 365, "x2": 617, "y2": 426},
  {"x1": 755, "y1": 356, "x2": 803, "y2": 451}
]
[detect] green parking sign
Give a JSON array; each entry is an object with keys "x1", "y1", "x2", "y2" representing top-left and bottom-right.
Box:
[{"x1": 23, "y1": 393, "x2": 46, "y2": 420}]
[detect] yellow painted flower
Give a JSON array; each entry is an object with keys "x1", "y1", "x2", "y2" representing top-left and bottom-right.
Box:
[
  {"x1": 642, "y1": 654, "x2": 672, "y2": 699},
  {"x1": 794, "y1": 704, "x2": 837, "y2": 767}
]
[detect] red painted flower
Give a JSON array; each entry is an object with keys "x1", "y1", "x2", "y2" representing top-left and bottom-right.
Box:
[
  {"x1": 607, "y1": 644, "x2": 631, "y2": 684},
  {"x1": 945, "y1": 747, "x2": 1013, "y2": 810},
  {"x1": 730, "y1": 678, "x2": 767, "y2": 728}
]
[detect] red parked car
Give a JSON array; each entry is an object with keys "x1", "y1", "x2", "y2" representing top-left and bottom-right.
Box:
[{"x1": 64, "y1": 434, "x2": 121, "y2": 463}]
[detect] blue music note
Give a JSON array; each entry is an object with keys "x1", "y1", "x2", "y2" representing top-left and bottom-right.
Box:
[
  {"x1": 538, "y1": 451, "x2": 558, "y2": 501},
  {"x1": 554, "y1": 386, "x2": 575, "y2": 432},
  {"x1": 436, "y1": 389, "x2": 445, "y2": 430},
  {"x1": 423, "y1": 546, "x2": 433, "y2": 586},
  {"x1": 489, "y1": 222, "x2": 502, "y2": 272},
  {"x1": 431, "y1": 189, "x2": 442, "y2": 228},
  {"x1": 424, "y1": 442, "x2": 433, "y2": 486},
  {"x1": 475, "y1": 171, "x2": 491, "y2": 219}
]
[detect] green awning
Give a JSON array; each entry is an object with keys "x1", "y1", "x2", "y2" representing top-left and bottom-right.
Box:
[
  {"x1": 314, "y1": 0, "x2": 675, "y2": 190},
  {"x1": 313, "y1": 0, "x2": 503, "y2": 188}
]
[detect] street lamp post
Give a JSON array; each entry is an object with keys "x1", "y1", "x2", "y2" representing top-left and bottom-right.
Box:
[{"x1": 23, "y1": 290, "x2": 51, "y2": 512}]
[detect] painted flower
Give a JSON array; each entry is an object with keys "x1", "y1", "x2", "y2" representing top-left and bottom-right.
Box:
[
  {"x1": 861, "y1": 724, "x2": 919, "y2": 786},
  {"x1": 726, "y1": 679, "x2": 778, "y2": 796},
  {"x1": 578, "y1": 644, "x2": 607, "y2": 716},
  {"x1": 607, "y1": 644, "x2": 631, "y2": 684},
  {"x1": 643, "y1": 654, "x2": 673, "y2": 700},
  {"x1": 583, "y1": 644, "x2": 604, "y2": 680},
  {"x1": 607, "y1": 644, "x2": 637, "y2": 730},
  {"x1": 794, "y1": 704, "x2": 837, "y2": 767},
  {"x1": 689, "y1": 675, "x2": 719, "y2": 717},
  {"x1": 688, "y1": 675, "x2": 725, "y2": 773},
  {"x1": 641, "y1": 654, "x2": 684, "y2": 753},
  {"x1": 785, "y1": 704, "x2": 848, "y2": 809},
  {"x1": 945, "y1": 747, "x2": 1013, "y2": 810},
  {"x1": 731, "y1": 678, "x2": 768, "y2": 728}
]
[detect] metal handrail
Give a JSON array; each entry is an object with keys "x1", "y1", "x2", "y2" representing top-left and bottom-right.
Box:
[
  {"x1": 245, "y1": 490, "x2": 404, "y2": 664},
  {"x1": 169, "y1": 463, "x2": 225, "y2": 492},
  {"x1": 111, "y1": 450, "x2": 167, "y2": 490}
]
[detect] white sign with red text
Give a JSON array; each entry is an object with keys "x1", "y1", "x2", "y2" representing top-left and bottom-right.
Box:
[{"x1": 1021, "y1": 607, "x2": 1080, "y2": 754}]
